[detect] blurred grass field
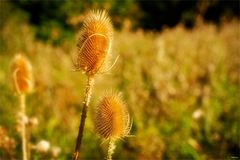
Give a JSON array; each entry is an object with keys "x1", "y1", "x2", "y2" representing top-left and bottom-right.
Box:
[{"x1": 0, "y1": 2, "x2": 240, "y2": 160}]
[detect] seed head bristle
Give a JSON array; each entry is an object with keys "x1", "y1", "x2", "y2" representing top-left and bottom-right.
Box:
[
  {"x1": 11, "y1": 54, "x2": 32, "y2": 95},
  {"x1": 95, "y1": 92, "x2": 131, "y2": 140},
  {"x1": 75, "y1": 10, "x2": 113, "y2": 76}
]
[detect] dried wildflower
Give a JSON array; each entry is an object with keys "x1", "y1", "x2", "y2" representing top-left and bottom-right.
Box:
[
  {"x1": 74, "y1": 10, "x2": 113, "y2": 76},
  {"x1": 188, "y1": 138, "x2": 201, "y2": 151},
  {"x1": 27, "y1": 117, "x2": 39, "y2": 127},
  {"x1": 0, "y1": 126, "x2": 16, "y2": 158},
  {"x1": 95, "y1": 92, "x2": 131, "y2": 140},
  {"x1": 11, "y1": 54, "x2": 33, "y2": 160},
  {"x1": 192, "y1": 109, "x2": 204, "y2": 120},
  {"x1": 11, "y1": 54, "x2": 32, "y2": 95},
  {"x1": 95, "y1": 92, "x2": 132, "y2": 160},
  {"x1": 51, "y1": 146, "x2": 61, "y2": 157},
  {"x1": 34, "y1": 140, "x2": 50, "y2": 153}
]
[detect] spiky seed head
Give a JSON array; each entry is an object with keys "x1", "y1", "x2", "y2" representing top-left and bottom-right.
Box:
[
  {"x1": 95, "y1": 92, "x2": 131, "y2": 140},
  {"x1": 11, "y1": 54, "x2": 33, "y2": 95},
  {"x1": 75, "y1": 10, "x2": 113, "y2": 76}
]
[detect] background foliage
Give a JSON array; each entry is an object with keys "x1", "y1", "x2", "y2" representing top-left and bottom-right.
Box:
[{"x1": 0, "y1": 0, "x2": 239, "y2": 159}]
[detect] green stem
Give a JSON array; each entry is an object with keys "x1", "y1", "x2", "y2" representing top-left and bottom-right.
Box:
[{"x1": 73, "y1": 76, "x2": 94, "y2": 160}]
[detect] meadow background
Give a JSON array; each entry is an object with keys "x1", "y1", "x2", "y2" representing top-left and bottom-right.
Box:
[{"x1": 0, "y1": 0, "x2": 239, "y2": 159}]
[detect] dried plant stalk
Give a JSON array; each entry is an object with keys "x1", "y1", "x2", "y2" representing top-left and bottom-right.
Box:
[
  {"x1": 73, "y1": 76, "x2": 94, "y2": 160},
  {"x1": 11, "y1": 54, "x2": 33, "y2": 160},
  {"x1": 73, "y1": 10, "x2": 113, "y2": 160},
  {"x1": 20, "y1": 95, "x2": 27, "y2": 160}
]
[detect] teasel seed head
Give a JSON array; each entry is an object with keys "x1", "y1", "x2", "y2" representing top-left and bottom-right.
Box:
[
  {"x1": 11, "y1": 54, "x2": 33, "y2": 95},
  {"x1": 74, "y1": 10, "x2": 113, "y2": 76},
  {"x1": 95, "y1": 92, "x2": 132, "y2": 140}
]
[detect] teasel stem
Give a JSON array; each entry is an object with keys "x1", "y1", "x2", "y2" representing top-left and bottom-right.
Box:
[
  {"x1": 73, "y1": 76, "x2": 94, "y2": 160},
  {"x1": 27, "y1": 126, "x2": 31, "y2": 160},
  {"x1": 107, "y1": 138, "x2": 116, "y2": 160},
  {"x1": 20, "y1": 94, "x2": 28, "y2": 160}
]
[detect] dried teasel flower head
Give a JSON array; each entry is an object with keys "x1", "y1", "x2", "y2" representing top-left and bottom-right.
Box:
[
  {"x1": 74, "y1": 10, "x2": 113, "y2": 76},
  {"x1": 95, "y1": 92, "x2": 132, "y2": 140},
  {"x1": 11, "y1": 54, "x2": 33, "y2": 95}
]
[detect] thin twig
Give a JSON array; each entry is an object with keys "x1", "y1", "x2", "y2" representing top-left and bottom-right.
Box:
[{"x1": 73, "y1": 76, "x2": 94, "y2": 160}]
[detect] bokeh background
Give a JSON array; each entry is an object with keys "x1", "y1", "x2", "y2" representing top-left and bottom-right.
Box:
[{"x1": 0, "y1": 0, "x2": 239, "y2": 159}]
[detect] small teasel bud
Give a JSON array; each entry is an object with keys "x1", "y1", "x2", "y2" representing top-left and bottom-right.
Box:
[
  {"x1": 11, "y1": 54, "x2": 33, "y2": 95},
  {"x1": 95, "y1": 92, "x2": 132, "y2": 140},
  {"x1": 74, "y1": 10, "x2": 113, "y2": 76}
]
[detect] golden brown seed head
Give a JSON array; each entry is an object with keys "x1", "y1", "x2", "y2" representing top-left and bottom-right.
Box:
[
  {"x1": 95, "y1": 92, "x2": 131, "y2": 139},
  {"x1": 11, "y1": 54, "x2": 33, "y2": 95},
  {"x1": 75, "y1": 10, "x2": 113, "y2": 76}
]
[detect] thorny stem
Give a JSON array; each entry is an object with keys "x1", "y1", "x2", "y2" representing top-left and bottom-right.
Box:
[
  {"x1": 107, "y1": 138, "x2": 116, "y2": 160},
  {"x1": 73, "y1": 76, "x2": 94, "y2": 160},
  {"x1": 20, "y1": 94, "x2": 28, "y2": 160}
]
